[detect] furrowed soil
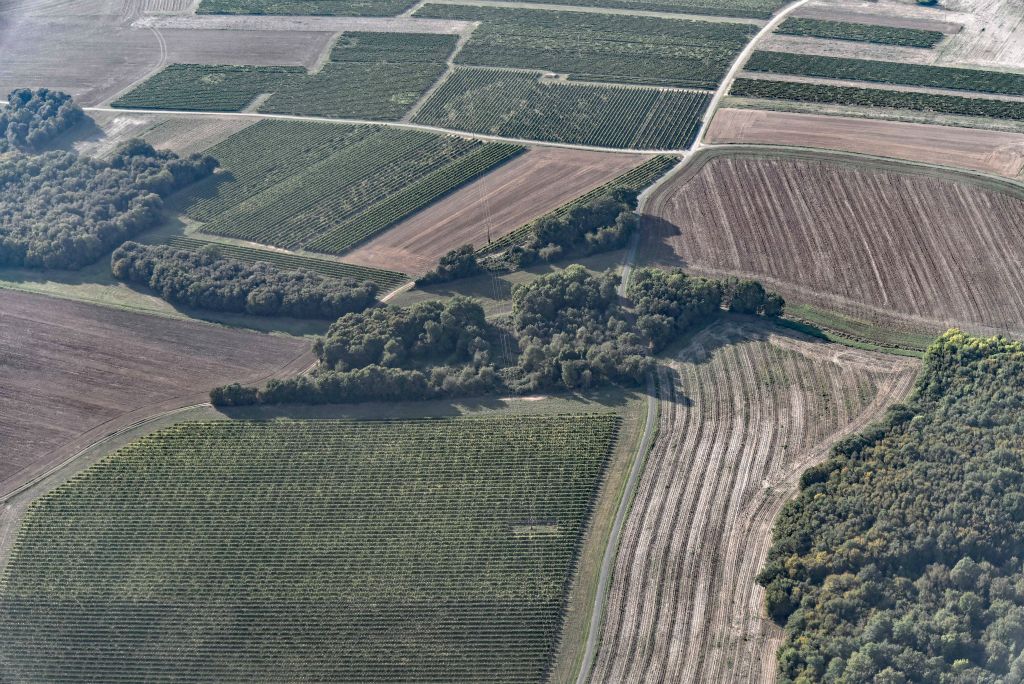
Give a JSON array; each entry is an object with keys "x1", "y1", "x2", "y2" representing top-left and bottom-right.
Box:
[
  {"x1": 588, "y1": 319, "x2": 918, "y2": 683},
  {"x1": 706, "y1": 108, "x2": 1024, "y2": 177},
  {"x1": 641, "y1": 150, "x2": 1024, "y2": 337},
  {"x1": 342, "y1": 148, "x2": 647, "y2": 275},
  {"x1": 0, "y1": 289, "x2": 311, "y2": 498}
]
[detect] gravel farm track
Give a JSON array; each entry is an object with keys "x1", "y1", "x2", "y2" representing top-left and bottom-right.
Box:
[
  {"x1": 587, "y1": 319, "x2": 919, "y2": 683},
  {"x1": 0, "y1": 289, "x2": 312, "y2": 499},
  {"x1": 641, "y1": 147, "x2": 1024, "y2": 338}
]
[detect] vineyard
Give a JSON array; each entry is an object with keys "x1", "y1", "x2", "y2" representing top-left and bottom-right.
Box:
[
  {"x1": 182, "y1": 121, "x2": 518, "y2": 252},
  {"x1": 478, "y1": 154, "x2": 677, "y2": 256},
  {"x1": 514, "y1": 0, "x2": 784, "y2": 19},
  {"x1": 163, "y1": 236, "x2": 409, "y2": 290},
  {"x1": 414, "y1": 68, "x2": 710, "y2": 150},
  {"x1": 744, "y1": 51, "x2": 1024, "y2": 97},
  {"x1": 730, "y1": 78, "x2": 1024, "y2": 122},
  {"x1": 643, "y1": 152, "x2": 1024, "y2": 335},
  {"x1": 774, "y1": 17, "x2": 945, "y2": 47},
  {"x1": 197, "y1": 0, "x2": 416, "y2": 15},
  {"x1": 588, "y1": 321, "x2": 918, "y2": 683},
  {"x1": 0, "y1": 415, "x2": 619, "y2": 682},
  {"x1": 305, "y1": 143, "x2": 523, "y2": 255},
  {"x1": 414, "y1": 4, "x2": 755, "y2": 89},
  {"x1": 113, "y1": 32, "x2": 455, "y2": 120}
]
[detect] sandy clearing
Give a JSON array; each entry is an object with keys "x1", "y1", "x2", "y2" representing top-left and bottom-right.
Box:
[
  {"x1": 341, "y1": 147, "x2": 647, "y2": 275},
  {"x1": 64, "y1": 110, "x2": 255, "y2": 157},
  {"x1": 706, "y1": 108, "x2": 1024, "y2": 177},
  {"x1": 0, "y1": 289, "x2": 311, "y2": 499},
  {"x1": 642, "y1": 150, "x2": 1024, "y2": 336},
  {"x1": 758, "y1": 33, "x2": 939, "y2": 65},
  {"x1": 588, "y1": 319, "x2": 918, "y2": 683}
]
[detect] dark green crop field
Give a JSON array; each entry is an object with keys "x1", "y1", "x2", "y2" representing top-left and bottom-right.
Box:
[
  {"x1": 0, "y1": 415, "x2": 619, "y2": 682},
  {"x1": 415, "y1": 4, "x2": 756, "y2": 88},
  {"x1": 775, "y1": 17, "x2": 945, "y2": 47},
  {"x1": 198, "y1": 0, "x2": 416, "y2": 16}
]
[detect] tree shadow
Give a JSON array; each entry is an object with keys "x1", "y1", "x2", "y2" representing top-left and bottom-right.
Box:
[{"x1": 637, "y1": 214, "x2": 689, "y2": 270}]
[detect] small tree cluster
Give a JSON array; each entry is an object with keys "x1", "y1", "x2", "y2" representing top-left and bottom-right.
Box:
[
  {"x1": 0, "y1": 88, "x2": 83, "y2": 152},
  {"x1": 111, "y1": 241, "x2": 377, "y2": 318},
  {"x1": 415, "y1": 244, "x2": 483, "y2": 286}
]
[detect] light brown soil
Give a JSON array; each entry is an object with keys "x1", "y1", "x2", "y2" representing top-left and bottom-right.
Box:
[
  {"x1": 69, "y1": 111, "x2": 254, "y2": 157},
  {"x1": 342, "y1": 147, "x2": 648, "y2": 275},
  {"x1": 641, "y1": 151, "x2": 1024, "y2": 336},
  {"x1": 589, "y1": 319, "x2": 918, "y2": 684},
  {"x1": 706, "y1": 108, "x2": 1024, "y2": 177},
  {"x1": 794, "y1": 2, "x2": 962, "y2": 33},
  {"x1": 0, "y1": 289, "x2": 312, "y2": 497},
  {"x1": 757, "y1": 34, "x2": 939, "y2": 65}
]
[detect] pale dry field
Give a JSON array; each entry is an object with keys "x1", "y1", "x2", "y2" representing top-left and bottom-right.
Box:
[
  {"x1": 342, "y1": 148, "x2": 647, "y2": 275},
  {"x1": 706, "y1": 108, "x2": 1024, "y2": 177},
  {"x1": 67, "y1": 110, "x2": 254, "y2": 157},
  {"x1": 642, "y1": 152, "x2": 1024, "y2": 336},
  {"x1": 589, "y1": 320, "x2": 918, "y2": 683}
]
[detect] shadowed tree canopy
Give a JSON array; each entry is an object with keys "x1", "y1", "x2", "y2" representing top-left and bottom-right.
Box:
[{"x1": 0, "y1": 88, "x2": 83, "y2": 152}]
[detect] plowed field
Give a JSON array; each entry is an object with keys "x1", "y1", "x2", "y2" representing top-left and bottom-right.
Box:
[
  {"x1": 588, "y1": 320, "x2": 918, "y2": 683},
  {"x1": 642, "y1": 151, "x2": 1024, "y2": 336}
]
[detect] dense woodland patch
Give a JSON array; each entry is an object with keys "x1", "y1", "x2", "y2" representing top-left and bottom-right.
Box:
[
  {"x1": 760, "y1": 331, "x2": 1024, "y2": 683},
  {"x1": 0, "y1": 88, "x2": 83, "y2": 152}
]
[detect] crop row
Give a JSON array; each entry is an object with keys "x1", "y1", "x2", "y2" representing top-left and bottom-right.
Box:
[
  {"x1": 730, "y1": 77, "x2": 1024, "y2": 121},
  {"x1": 0, "y1": 415, "x2": 619, "y2": 682},
  {"x1": 197, "y1": 0, "x2": 416, "y2": 15},
  {"x1": 186, "y1": 120, "x2": 373, "y2": 221},
  {"x1": 745, "y1": 50, "x2": 1024, "y2": 97},
  {"x1": 415, "y1": 4, "x2": 755, "y2": 89},
  {"x1": 513, "y1": 0, "x2": 783, "y2": 19},
  {"x1": 113, "y1": 32, "x2": 452, "y2": 120},
  {"x1": 477, "y1": 154, "x2": 678, "y2": 256},
  {"x1": 774, "y1": 17, "x2": 945, "y2": 47},
  {"x1": 200, "y1": 129, "x2": 477, "y2": 248},
  {"x1": 307, "y1": 143, "x2": 524, "y2": 255},
  {"x1": 414, "y1": 68, "x2": 711, "y2": 150},
  {"x1": 163, "y1": 236, "x2": 409, "y2": 289}
]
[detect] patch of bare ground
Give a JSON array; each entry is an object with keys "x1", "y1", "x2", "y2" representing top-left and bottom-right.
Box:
[
  {"x1": 0, "y1": 289, "x2": 311, "y2": 498},
  {"x1": 706, "y1": 108, "x2": 1024, "y2": 177},
  {"x1": 342, "y1": 147, "x2": 647, "y2": 275},
  {"x1": 642, "y1": 151, "x2": 1024, "y2": 337},
  {"x1": 757, "y1": 34, "x2": 938, "y2": 65},
  {"x1": 68, "y1": 111, "x2": 254, "y2": 157},
  {"x1": 588, "y1": 319, "x2": 918, "y2": 684},
  {"x1": 794, "y1": 1, "x2": 962, "y2": 34}
]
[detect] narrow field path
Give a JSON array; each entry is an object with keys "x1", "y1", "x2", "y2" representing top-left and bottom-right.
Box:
[{"x1": 587, "y1": 319, "x2": 919, "y2": 683}]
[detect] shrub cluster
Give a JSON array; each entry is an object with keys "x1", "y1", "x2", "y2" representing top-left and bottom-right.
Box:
[
  {"x1": 0, "y1": 139, "x2": 217, "y2": 269},
  {"x1": 415, "y1": 244, "x2": 483, "y2": 286},
  {"x1": 0, "y1": 88, "x2": 83, "y2": 152},
  {"x1": 111, "y1": 241, "x2": 377, "y2": 318}
]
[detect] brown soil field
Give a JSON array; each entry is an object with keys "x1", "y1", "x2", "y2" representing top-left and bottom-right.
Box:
[
  {"x1": 0, "y1": 289, "x2": 312, "y2": 497},
  {"x1": 342, "y1": 148, "x2": 648, "y2": 275},
  {"x1": 588, "y1": 319, "x2": 918, "y2": 683},
  {"x1": 641, "y1": 150, "x2": 1024, "y2": 336},
  {"x1": 706, "y1": 108, "x2": 1024, "y2": 177}
]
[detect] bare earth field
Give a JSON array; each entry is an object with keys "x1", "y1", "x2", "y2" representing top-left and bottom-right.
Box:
[
  {"x1": 641, "y1": 151, "x2": 1024, "y2": 336},
  {"x1": 66, "y1": 110, "x2": 255, "y2": 157},
  {"x1": 588, "y1": 320, "x2": 918, "y2": 683},
  {"x1": 706, "y1": 108, "x2": 1024, "y2": 177},
  {"x1": 342, "y1": 148, "x2": 648, "y2": 275},
  {"x1": 0, "y1": 289, "x2": 311, "y2": 497}
]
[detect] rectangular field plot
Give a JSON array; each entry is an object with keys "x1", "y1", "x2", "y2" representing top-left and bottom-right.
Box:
[
  {"x1": 0, "y1": 415, "x2": 619, "y2": 683},
  {"x1": 197, "y1": 0, "x2": 417, "y2": 15},
  {"x1": 183, "y1": 120, "x2": 521, "y2": 252},
  {"x1": 414, "y1": 68, "x2": 711, "y2": 150},
  {"x1": 745, "y1": 51, "x2": 1024, "y2": 97},
  {"x1": 774, "y1": 18, "x2": 945, "y2": 47},
  {"x1": 513, "y1": 0, "x2": 784, "y2": 19},
  {"x1": 730, "y1": 78, "x2": 1024, "y2": 122},
  {"x1": 415, "y1": 4, "x2": 755, "y2": 88},
  {"x1": 163, "y1": 236, "x2": 410, "y2": 290},
  {"x1": 113, "y1": 32, "x2": 455, "y2": 120}
]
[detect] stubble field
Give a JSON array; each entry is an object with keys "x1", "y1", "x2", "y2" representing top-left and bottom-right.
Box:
[
  {"x1": 588, "y1": 320, "x2": 919, "y2": 683},
  {"x1": 642, "y1": 151, "x2": 1024, "y2": 336},
  {"x1": 0, "y1": 289, "x2": 311, "y2": 498}
]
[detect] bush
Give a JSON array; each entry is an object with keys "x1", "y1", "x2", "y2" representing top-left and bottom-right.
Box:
[{"x1": 416, "y1": 244, "x2": 482, "y2": 286}]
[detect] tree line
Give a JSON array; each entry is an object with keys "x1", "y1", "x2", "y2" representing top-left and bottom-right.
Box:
[
  {"x1": 213, "y1": 265, "x2": 784, "y2": 405},
  {"x1": 759, "y1": 330, "x2": 1024, "y2": 683},
  {"x1": 112, "y1": 241, "x2": 378, "y2": 318}
]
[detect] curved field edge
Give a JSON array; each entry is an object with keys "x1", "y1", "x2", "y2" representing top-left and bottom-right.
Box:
[
  {"x1": 587, "y1": 318, "x2": 919, "y2": 683},
  {"x1": 639, "y1": 145, "x2": 1024, "y2": 339}
]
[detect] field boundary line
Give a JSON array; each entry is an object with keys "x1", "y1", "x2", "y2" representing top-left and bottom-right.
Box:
[
  {"x1": 575, "y1": 372, "x2": 659, "y2": 684},
  {"x1": 401, "y1": 21, "x2": 479, "y2": 121},
  {"x1": 83, "y1": 106, "x2": 678, "y2": 154}
]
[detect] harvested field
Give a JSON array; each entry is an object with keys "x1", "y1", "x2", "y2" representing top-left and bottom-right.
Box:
[
  {"x1": 342, "y1": 147, "x2": 647, "y2": 275},
  {"x1": 0, "y1": 289, "x2": 311, "y2": 498},
  {"x1": 642, "y1": 151, "x2": 1024, "y2": 336},
  {"x1": 67, "y1": 111, "x2": 255, "y2": 157},
  {"x1": 757, "y1": 33, "x2": 937, "y2": 65},
  {"x1": 588, "y1": 319, "x2": 918, "y2": 683},
  {"x1": 705, "y1": 108, "x2": 1024, "y2": 177},
  {"x1": 793, "y1": 3, "x2": 962, "y2": 34}
]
